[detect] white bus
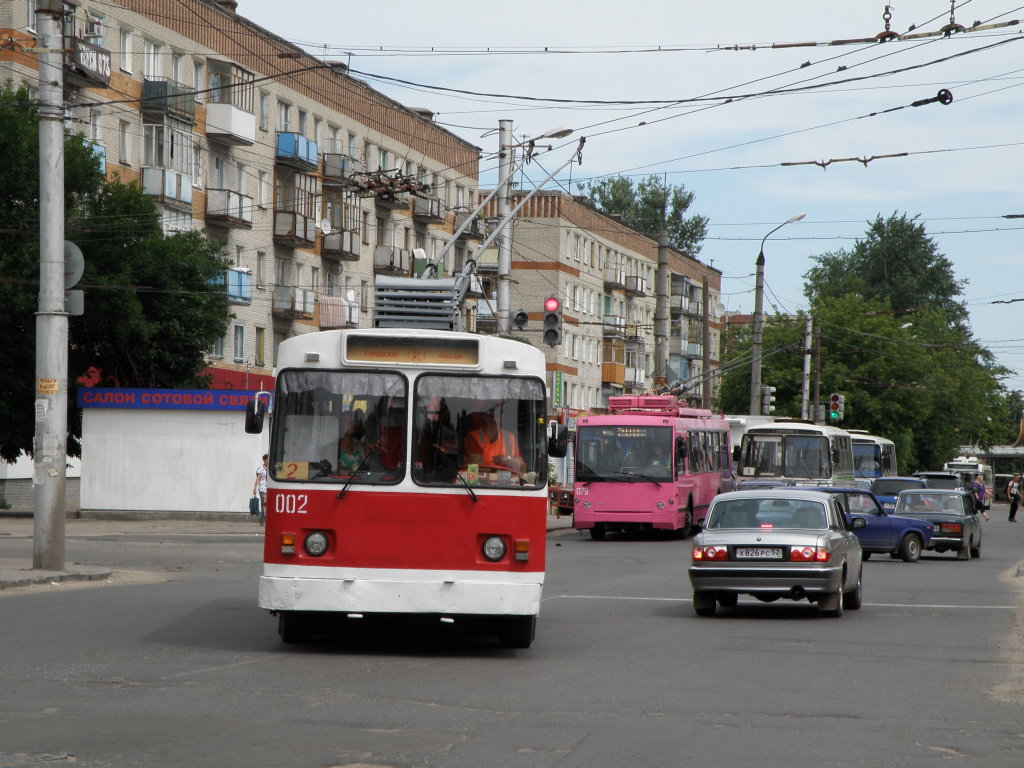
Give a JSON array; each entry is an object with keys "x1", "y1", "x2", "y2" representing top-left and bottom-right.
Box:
[
  {"x1": 737, "y1": 421, "x2": 855, "y2": 487},
  {"x1": 847, "y1": 430, "x2": 897, "y2": 479}
]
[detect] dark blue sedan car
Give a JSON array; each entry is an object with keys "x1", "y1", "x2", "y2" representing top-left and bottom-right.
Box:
[{"x1": 797, "y1": 487, "x2": 934, "y2": 562}]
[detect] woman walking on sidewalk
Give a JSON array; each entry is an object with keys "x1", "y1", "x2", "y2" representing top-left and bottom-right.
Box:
[{"x1": 1008, "y1": 473, "x2": 1020, "y2": 522}]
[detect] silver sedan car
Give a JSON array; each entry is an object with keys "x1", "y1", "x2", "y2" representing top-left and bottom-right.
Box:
[{"x1": 688, "y1": 490, "x2": 864, "y2": 617}]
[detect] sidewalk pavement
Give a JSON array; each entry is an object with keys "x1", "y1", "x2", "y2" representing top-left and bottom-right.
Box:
[{"x1": 0, "y1": 510, "x2": 575, "y2": 591}]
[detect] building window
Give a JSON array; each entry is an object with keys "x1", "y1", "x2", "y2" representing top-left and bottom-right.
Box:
[
  {"x1": 89, "y1": 110, "x2": 102, "y2": 143},
  {"x1": 277, "y1": 101, "x2": 290, "y2": 132},
  {"x1": 209, "y1": 335, "x2": 223, "y2": 359},
  {"x1": 347, "y1": 132, "x2": 357, "y2": 158},
  {"x1": 119, "y1": 27, "x2": 132, "y2": 73},
  {"x1": 361, "y1": 280, "x2": 369, "y2": 311},
  {"x1": 233, "y1": 324, "x2": 244, "y2": 362},
  {"x1": 257, "y1": 170, "x2": 269, "y2": 207},
  {"x1": 327, "y1": 125, "x2": 339, "y2": 154},
  {"x1": 259, "y1": 91, "x2": 269, "y2": 131},
  {"x1": 376, "y1": 216, "x2": 385, "y2": 246},
  {"x1": 143, "y1": 39, "x2": 160, "y2": 79},
  {"x1": 118, "y1": 119, "x2": 130, "y2": 164},
  {"x1": 310, "y1": 266, "x2": 319, "y2": 294},
  {"x1": 254, "y1": 327, "x2": 265, "y2": 367},
  {"x1": 298, "y1": 110, "x2": 307, "y2": 137},
  {"x1": 379, "y1": 148, "x2": 389, "y2": 172},
  {"x1": 361, "y1": 212, "x2": 370, "y2": 244},
  {"x1": 192, "y1": 58, "x2": 204, "y2": 102},
  {"x1": 256, "y1": 251, "x2": 266, "y2": 287}
]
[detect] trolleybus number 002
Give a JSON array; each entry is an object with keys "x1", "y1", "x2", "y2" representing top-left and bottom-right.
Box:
[{"x1": 274, "y1": 493, "x2": 309, "y2": 515}]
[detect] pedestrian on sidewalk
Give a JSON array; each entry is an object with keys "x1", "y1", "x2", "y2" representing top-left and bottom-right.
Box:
[
  {"x1": 253, "y1": 454, "x2": 268, "y2": 526},
  {"x1": 1008, "y1": 473, "x2": 1021, "y2": 522},
  {"x1": 971, "y1": 474, "x2": 991, "y2": 520}
]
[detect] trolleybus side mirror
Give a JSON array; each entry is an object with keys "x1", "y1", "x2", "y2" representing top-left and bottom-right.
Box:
[
  {"x1": 245, "y1": 397, "x2": 266, "y2": 434},
  {"x1": 548, "y1": 422, "x2": 569, "y2": 458}
]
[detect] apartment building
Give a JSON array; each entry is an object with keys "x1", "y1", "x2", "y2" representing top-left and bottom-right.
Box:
[
  {"x1": 2, "y1": 0, "x2": 482, "y2": 387},
  {"x1": 476, "y1": 191, "x2": 723, "y2": 414}
]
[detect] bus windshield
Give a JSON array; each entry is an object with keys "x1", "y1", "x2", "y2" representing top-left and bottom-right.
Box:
[
  {"x1": 271, "y1": 370, "x2": 407, "y2": 484},
  {"x1": 740, "y1": 434, "x2": 832, "y2": 480},
  {"x1": 576, "y1": 425, "x2": 673, "y2": 482},
  {"x1": 411, "y1": 375, "x2": 546, "y2": 489}
]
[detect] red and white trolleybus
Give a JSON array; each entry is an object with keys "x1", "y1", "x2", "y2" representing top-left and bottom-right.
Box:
[
  {"x1": 245, "y1": 328, "x2": 567, "y2": 647},
  {"x1": 572, "y1": 395, "x2": 735, "y2": 539}
]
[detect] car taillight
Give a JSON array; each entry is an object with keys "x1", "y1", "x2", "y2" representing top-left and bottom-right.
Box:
[
  {"x1": 692, "y1": 545, "x2": 729, "y2": 561},
  {"x1": 941, "y1": 523, "x2": 962, "y2": 534},
  {"x1": 790, "y1": 546, "x2": 830, "y2": 562}
]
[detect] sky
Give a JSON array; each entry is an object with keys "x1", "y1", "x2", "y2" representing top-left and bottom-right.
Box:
[{"x1": 235, "y1": 0, "x2": 1024, "y2": 389}]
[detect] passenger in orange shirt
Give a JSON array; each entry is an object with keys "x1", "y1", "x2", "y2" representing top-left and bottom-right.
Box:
[{"x1": 464, "y1": 411, "x2": 526, "y2": 475}]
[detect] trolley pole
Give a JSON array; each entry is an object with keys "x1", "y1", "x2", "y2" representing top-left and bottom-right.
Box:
[{"x1": 33, "y1": 0, "x2": 68, "y2": 570}]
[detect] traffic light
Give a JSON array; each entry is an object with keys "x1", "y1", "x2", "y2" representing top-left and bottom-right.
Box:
[
  {"x1": 829, "y1": 393, "x2": 845, "y2": 421},
  {"x1": 512, "y1": 308, "x2": 529, "y2": 330},
  {"x1": 760, "y1": 385, "x2": 777, "y2": 415},
  {"x1": 542, "y1": 296, "x2": 562, "y2": 347}
]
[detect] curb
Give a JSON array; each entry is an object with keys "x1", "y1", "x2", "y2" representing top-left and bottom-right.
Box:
[{"x1": 0, "y1": 565, "x2": 113, "y2": 590}]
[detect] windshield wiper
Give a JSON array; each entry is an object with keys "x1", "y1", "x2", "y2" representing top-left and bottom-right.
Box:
[
  {"x1": 337, "y1": 440, "x2": 381, "y2": 500},
  {"x1": 433, "y1": 442, "x2": 477, "y2": 502},
  {"x1": 627, "y1": 472, "x2": 662, "y2": 488}
]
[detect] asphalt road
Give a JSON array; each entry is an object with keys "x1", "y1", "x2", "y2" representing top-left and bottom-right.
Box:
[{"x1": 1, "y1": 508, "x2": 1023, "y2": 768}]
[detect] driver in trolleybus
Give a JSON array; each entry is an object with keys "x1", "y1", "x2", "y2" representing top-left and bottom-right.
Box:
[{"x1": 463, "y1": 408, "x2": 527, "y2": 475}]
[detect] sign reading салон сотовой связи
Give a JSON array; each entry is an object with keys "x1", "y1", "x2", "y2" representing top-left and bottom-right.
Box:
[{"x1": 78, "y1": 388, "x2": 263, "y2": 411}]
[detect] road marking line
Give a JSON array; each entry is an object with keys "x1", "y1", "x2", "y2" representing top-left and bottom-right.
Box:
[{"x1": 546, "y1": 594, "x2": 1015, "y2": 609}]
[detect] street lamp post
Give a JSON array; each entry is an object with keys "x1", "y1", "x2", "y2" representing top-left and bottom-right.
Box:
[{"x1": 748, "y1": 212, "x2": 806, "y2": 416}]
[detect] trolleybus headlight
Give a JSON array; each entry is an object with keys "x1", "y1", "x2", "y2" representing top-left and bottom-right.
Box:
[
  {"x1": 304, "y1": 531, "x2": 329, "y2": 557},
  {"x1": 482, "y1": 536, "x2": 507, "y2": 562}
]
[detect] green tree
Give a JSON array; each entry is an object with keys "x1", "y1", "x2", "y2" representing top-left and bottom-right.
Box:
[
  {"x1": 577, "y1": 175, "x2": 708, "y2": 255},
  {"x1": 719, "y1": 213, "x2": 1009, "y2": 472},
  {"x1": 0, "y1": 82, "x2": 230, "y2": 462}
]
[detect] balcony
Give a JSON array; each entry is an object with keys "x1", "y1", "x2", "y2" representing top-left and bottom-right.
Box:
[
  {"x1": 205, "y1": 102, "x2": 256, "y2": 146},
  {"x1": 625, "y1": 275, "x2": 646, "y2": 297},
  {"x1": 678, "y1": 296, "x2": 703, "y2": 317},
  {"x1": 275, "y1": 132, "x2": 318, "y2": 170},
  {"x1": 318, "y1": 295, "x2": 359, "y2": 330},
  {"x1": 670, "y1": 291, "x2": 684, "y2": 315},
  {"x1": 374, "y1": 245, "x2": 410, "y2": 276},
  {"x1": 64, "y1": 36, "x2": 111, "y2": 89},
  {"x1": 454, "y1": 211, "x2": 484, "y2": 240},
  {"x1": 322, "y1": 153, "x2": 363, "y2": 186},
  {"x1": 602, "y1": 314, "x2": 626, "y2": 337},
  {"x1": 625, "y1": 323, "x2": 644, "y2": 345},
  {"x1": 601, "y1": 361, "x2": 625, "y2": 387},
  {"x1": 625, "y1": 367, "x2": 645, "y2": 388},
  {"x1": 413, "y1": 196, "x2": 445, "y2": 222},
  {"x1": 684, "y1": 341, "x2": 703, "y2": 359},
  {"x1": 273, "y1": 210, "x2": 316, "y2": 246},
  {"x1": 273, "y1": 287, "x2": 315, "y2": 319},
  {"x1": 142, "y1": 167, "x2": 193, "y2": 208},
  {"x1": 321, "y1": 229, "x2": 360, "y2": 261},
  {"x1": 604, "y1": 267, "x2": 625, "y2": 291},
  {"x1": 374, "y1": 191, "x2": 411, "y2": 210},
  {"x1": 205, "y1": 189, "x2": 253, "y2": 227},
  {"x1": 142, "y1": 78, "x2": 195, "y2": 120}
]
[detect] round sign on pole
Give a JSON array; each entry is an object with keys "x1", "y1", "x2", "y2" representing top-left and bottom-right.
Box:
[{"x1": 64, "y1": 240, "x2": 85, "y2": 289}]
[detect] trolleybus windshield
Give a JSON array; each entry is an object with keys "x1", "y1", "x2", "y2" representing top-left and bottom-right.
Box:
[
  {"x1": 576, "y1": 425, "x2": 673, "y2": 482},
  {"x1": 271, "y1": 370, "x2": 407, "y2": 484}
]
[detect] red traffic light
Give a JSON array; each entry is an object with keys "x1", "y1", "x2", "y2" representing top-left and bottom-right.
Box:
[{"x1": 544, "y1": 297, "x2": 561, "y2": 312}]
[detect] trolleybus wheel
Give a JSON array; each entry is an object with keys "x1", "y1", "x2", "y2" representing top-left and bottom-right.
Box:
[
  {"x1": 589, "y1": 524, "x2": 606, "y2": 541},
  {"x1": 498, "y1": 615, "x2": 536, "y2": 648},
  {"x1": 278, "y1": 611, "x2": 315, "y2": 643}
]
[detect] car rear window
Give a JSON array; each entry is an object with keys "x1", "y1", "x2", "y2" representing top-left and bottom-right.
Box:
[
  {"x1": 920, "y1": 476, "x2": 961, "y2": 490},
  {"x1": 873, "y1": 479, "x2": 924, "y2": 495},
  {"x1": 707, "y1": 499, "x2": 828, "y2": 530}
]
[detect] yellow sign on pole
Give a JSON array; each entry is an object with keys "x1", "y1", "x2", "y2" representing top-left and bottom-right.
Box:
[{"x1": 36, "y1": 378, "x2": 59, "y2": 394}]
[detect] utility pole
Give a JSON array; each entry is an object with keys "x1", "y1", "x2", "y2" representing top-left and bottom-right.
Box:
[
  {"x1": 653, "y1": 230, "x2": 669, "y2": 384},
  {"x1": 813, "y1": 323, "x2": 822, "y2": 424},
  {"x1": 33, "y1": 0, "x2": 67, "y2": 570},
  {"x1": 701, "y1": 277, "x2": 711, "y2": 409},
  {"x1": 800, "y1": 315, "x2": 812, "y2": 420},
  {"x1": 495, "y1": 119, "x2": 514, "y2": 334}
]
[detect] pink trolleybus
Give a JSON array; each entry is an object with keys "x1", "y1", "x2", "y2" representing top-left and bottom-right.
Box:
[
  {"x1": 572, "y1": 395, "x2": 734, "y2": 539},
  {"x1": 245, "y1": 328, "x2": 568, "y2": 648}
]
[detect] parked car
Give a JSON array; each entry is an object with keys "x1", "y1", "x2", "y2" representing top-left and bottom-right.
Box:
[
  {"x1": 893, "y1": 489, "x2": 981, "y2": 560},
  {"x1": 871, "y1": 476, "x2": 930, "y2": 511},
  {"x1": 548, "y1": 485, "x2": 574, "y2": 516},
  {"x1": 688, "y1": 490, "x2": 864, "y2": 617},
  {"x1": 912, "y1": 471, "x2": 965, "y2": 491},
  {"x1": 799, "y1": 487, "x2": 934, "y2": 562}
]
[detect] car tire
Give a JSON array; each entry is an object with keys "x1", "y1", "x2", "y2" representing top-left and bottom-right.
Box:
[
  {"x1": 899, "y1": 534, "x2": 922, "y2": 563},
  {"x1": 717, "y1": 592, "x2": 738, "y2": 608},
  {"x1": 820, "y1": 584, "x2": 844, "y2": 618},
  {"x1": 957, "y1": 543, "x2": 971, "y2": 560},
  {"x1": 970, "y1": 537, "x2": 981, "y2": 559},
  {"x1": 589, "y1": 524, "x2": 606, "y2": 541},
  {"x1": 862, "y1": 551, "x2": 872, "y2": 561},
  {"x1": 842, "y1": 569, "x2": 863, "y2": 610},
  {"x1": 693, "y1": 591, "x2": 717, "y2": 616}
]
